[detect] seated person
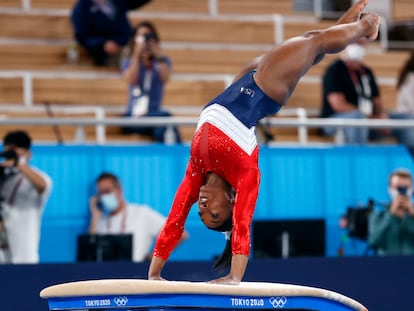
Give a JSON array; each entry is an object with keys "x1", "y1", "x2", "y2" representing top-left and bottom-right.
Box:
[
  {"x1": 121, "y1": 21, "x2": 182, "y2": 143},
  {"x1": 89, "y1": 172, "x2": 188, "y2": 262},
  {"x1": 71, "y1": 0, "x2": 132, "y2": 66},
  {"x1": 368, "y1": 169, "x2": 414, "y2": 255},
  {"x1": 320, "y1": 39, "x2": 414, "y2": 146}
]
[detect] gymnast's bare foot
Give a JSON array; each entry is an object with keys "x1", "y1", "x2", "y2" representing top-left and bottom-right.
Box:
[
  {"x1": 336, "y1": 0, "x2": 368, "y2": 25},
  {"x1": 360, "y1": 12, "x2": 381, "y2": 40}
]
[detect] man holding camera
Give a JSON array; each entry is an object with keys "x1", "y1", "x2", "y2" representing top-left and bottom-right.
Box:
[
  {"x1": 368, "y1": 169, "x2": 414, "y2": 255},
  {"x1": 0, "y1": 130, "x2": 52, "y2": 263}
]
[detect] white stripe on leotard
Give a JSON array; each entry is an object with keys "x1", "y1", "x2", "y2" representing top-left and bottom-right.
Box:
[{"x1": 196, "y1": 103, "x2": 257, "y2": 156}]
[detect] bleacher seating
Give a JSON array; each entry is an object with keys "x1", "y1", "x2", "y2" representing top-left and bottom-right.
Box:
[
  {"x1": 393, "y1": 0, "x2": 414, "y2": 21},
  {"x1": 0, "y1": 0, "x2": 412, "y2": 144}
]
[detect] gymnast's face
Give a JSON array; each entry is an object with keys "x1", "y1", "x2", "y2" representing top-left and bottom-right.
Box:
[{"x1": 198, "y1": 184, "x2": 234, "y2": 229}]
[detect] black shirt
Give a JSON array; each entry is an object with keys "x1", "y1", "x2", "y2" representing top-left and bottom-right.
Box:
[{"x1": 320, "y1": 59, "x2": 380, "y2": 118}]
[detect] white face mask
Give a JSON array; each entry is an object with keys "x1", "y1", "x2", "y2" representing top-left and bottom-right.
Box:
[
  {"x1": 345, "y1": 44, "x2": 366, "y2": 61},
  {"x1": 100, "y1": 192, "x2": 119, "y2": 213}
]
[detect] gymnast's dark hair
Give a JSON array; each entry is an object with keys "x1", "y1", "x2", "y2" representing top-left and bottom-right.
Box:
[{"x1": 208, "y1": 216, "x2": 233, "y2": 270}]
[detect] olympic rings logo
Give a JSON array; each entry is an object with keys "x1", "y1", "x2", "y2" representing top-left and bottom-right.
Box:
[
  {"x1": 113, "y1": 296, "x2": 128, "y2": 306},
  {"x1": 269, "y1": 296, "x2": 287, "y2": 308}
]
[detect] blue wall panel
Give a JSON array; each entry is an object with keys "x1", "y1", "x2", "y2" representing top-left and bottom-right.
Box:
[
  {"x1": 259, "y1": 148, "x2": 326, "y2": 219},
  {"x1": 28, "y1": 144, "x2": 413, "y2": 262}
]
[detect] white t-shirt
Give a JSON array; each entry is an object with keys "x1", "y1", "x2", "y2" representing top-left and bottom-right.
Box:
[
  {"x1": 397, "y1": 72, "x2": 414, "y2": 116},
  {"x1": 95, "y1": 203, "x2": 166, "y2": 262},
  {"x1": 0, "y1": 168, "x2": 52, "y2": 263}
]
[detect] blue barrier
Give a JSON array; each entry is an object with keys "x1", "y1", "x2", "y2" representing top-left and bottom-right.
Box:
[
  {"x1": 25, "y1": 144, "x2": 414, "y2": 262},
  {"x1": 1, "y1": 256, "x2": 413, "y2": 311}
]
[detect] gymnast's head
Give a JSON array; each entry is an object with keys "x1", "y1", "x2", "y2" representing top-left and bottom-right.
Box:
[
  {"x1": 198, "y1": 177, "x2": 235, "y2": 230},
  {"x1": 198, "y1": 174, "x2": 235, "y2": 269}
]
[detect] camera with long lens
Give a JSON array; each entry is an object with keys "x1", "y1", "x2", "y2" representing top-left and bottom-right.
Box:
[
  {"x1": 342, "y1": 199, "x2": 375, "y2": 241},
  {"x1": 0, "y1": 150, "x2": 18, "y2": 178}
]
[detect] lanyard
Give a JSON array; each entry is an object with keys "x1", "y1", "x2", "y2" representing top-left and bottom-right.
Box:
[
  {"x1": 347, "y1": 65, "x2": 372, "y2": 98},
  {"x1": 106, "y1": 208, "x2": 127, "y2": 233},
  {"x1": 8, "y1": 177, "x2": 24, "y2": 205},
  {"x1": 132, "y1": 63, "x2": 153, "y2": 96},
  {"x1": 142, "y1": 67, "x2": 153, "y2": 92}
]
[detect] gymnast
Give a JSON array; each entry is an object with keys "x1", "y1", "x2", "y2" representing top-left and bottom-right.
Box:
[{"x1": 148, "y1": 0, "x2": 380, "y2": 285}]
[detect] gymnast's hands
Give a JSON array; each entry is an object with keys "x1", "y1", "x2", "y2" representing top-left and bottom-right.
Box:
[
  {"x1": 208, "y1": 274, "x2": 241, "y2": 285},
  {"x1": 208, "y1": 254, "x2": 248, "y2": 285},
  {"x1": 148, "y1": 256, "x2": 168, "y2": 281}
]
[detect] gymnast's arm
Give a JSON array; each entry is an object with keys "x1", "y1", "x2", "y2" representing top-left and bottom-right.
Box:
[
  {"x1": 210, "y1": 168, "x2": 260, "y2": 284},
  {"x1": 148, "y1": 165, "x2": 202, "y2": 280}
]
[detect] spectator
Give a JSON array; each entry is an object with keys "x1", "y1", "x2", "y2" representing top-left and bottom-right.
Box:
[
  {"x1": 368, "y1": 168, "x2": 414, "y2": 255},
  {"x1": 0, "y1": 130, "x2": 52, "y2": 263},
  {"x1": 71, "y1": 0, "x2": 133, "y2": 66},
  {"x1": 89, "y1": 172, "x2": 188, "y2": 262},
  {"x1": 320, "y1": 40, "x2": 414, "y2": 146},
  {"x1": 396, "y1": 51, "x2": 414, "y2": 116},
  {"x1": 121, "y1": 21, "x2": 182, "y2": 144}
]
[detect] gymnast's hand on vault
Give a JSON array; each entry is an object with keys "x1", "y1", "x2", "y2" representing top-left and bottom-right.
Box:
[
  {"x1": 148, "y1": 275, "x2": 167, "y2": 281},
  {"x1": 208, "y1": 274, "x2": 240, "y2": 285}
]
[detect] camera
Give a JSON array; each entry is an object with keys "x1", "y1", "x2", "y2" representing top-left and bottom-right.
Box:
[
  {"x1": 135, "y1": 33, "x2": 156, "y2": 45},
  {"x1": 397, "y1": 186, "x2": 410, "y2": 196},
  {"x1": 342, "y1": 199, "x2": 374, "y2": 241},
  {"x1": 0, "y1": 150, "x2": 18, "y2": 160},
  {"x1": 143, "y1": 33, "x2": 155, "y2": 42},
  {"x1": 0, "y1": 149, "x2": 18, "y2": 178}
]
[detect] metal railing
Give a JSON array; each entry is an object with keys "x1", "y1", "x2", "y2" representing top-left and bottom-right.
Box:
[
  {"x1": 1, "y1": 111, "x2": 414, "y2": 146},
  {"x1": 0, "y1": 104, "x2": 313, "y2": 145}
]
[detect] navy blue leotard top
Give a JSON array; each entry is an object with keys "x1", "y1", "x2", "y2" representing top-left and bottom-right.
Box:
[{"x1": 203, "y1": 70, "x2": 282, "y2": 128}]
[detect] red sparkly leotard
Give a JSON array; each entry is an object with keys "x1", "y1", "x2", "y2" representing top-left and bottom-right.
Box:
[{"x1": 153, "y1": 71, "x2": 282, "y2": 260}]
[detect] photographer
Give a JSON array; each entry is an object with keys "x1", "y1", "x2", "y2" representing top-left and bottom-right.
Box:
[
  {"x1": 120, "y1": 21, "x2": 181, "y2": 143},
  {"x1": 0, "y1": 130, "x2": 52, "y2": 263},
  {"x1": 368, "y1": 169, "x2": 414, "y2": 255}
]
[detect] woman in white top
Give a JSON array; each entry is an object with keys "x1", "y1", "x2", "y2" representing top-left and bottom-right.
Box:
[{"x1": 397, "y1": 51, "x2": 414, "y2": 116}]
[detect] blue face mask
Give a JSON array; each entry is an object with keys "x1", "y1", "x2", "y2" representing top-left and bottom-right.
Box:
[{"x1": 100, "y1": 192, "x2": 119, "y2": 213}]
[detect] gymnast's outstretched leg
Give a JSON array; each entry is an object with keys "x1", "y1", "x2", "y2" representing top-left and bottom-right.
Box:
[
  {"x1": 257, "y1": 0, "x2": 379, "y2": 104},
  {"x1": 234, "y1": 0, "x2": 380, "y2": 106}
]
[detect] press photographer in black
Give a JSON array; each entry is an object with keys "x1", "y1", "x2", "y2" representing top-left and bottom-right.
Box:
[
  {"x1": 368, "y1": 169, "x2": 414, "y2": 255},
  {"x1": 0, "y1": 130, "x2": 52, "y2": 263}
]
